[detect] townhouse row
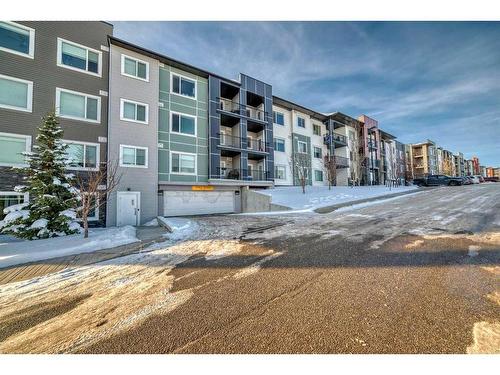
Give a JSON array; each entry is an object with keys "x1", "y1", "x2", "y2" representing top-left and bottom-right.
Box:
[
  {"x1": 405, "y1": 140, "x2": 492, "y2": 179},
  {"x1": 1, "y1": 21, "x2": 489, "y2": 227}
]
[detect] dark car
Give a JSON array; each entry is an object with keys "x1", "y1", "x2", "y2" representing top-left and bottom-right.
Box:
[
  {"x1": 484, "y1": 176, "x2": 499, "y2": 182},
  {"x1": 413, "y1": 174, "x2": 463, "y2": 187}
]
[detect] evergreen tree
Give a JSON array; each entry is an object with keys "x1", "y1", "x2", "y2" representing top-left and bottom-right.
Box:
[{"x1": 0, "y1": 112, "x2": 81, "y2": 239}]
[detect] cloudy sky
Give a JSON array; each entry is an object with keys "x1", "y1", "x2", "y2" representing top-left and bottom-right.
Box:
[{"x1": 114, "y1": 22, "x2": 500, "y2": 166}]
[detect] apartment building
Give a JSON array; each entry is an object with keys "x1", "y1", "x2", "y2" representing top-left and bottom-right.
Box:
[
  {"x1": 409, "y1": 140, "x2": 438, "y2": 177},
  {"x1": 471, "y1": 156, "x2": 480, "y2": 175},
  {"x1": 358, "y1": 115, "x2": 381, "y2": 185},
  {"x1": 0, "y1": 21, "x2": 112, "y2": 225},
  {"x1": 442, "y1": 149, "x2": 455, "y2": 176},
  {"x1": 454, "y1": 152, "x2": 465, "y2": 177},
  {"x1": 394, "y1": 141, "x2": 406, "y2": 185},
  {"x1": 465, "y1": 159, "x2": 474, "y2": 176},
  {"x1": 379, "y1": 130, "x2": 396, "y2": 184}
]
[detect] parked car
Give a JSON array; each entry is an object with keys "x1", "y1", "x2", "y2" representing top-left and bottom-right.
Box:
[
  {"x1": 484, "y1": 176, "x2": 499, "y2": 182},
  {"x1": 413, "y1": 174, "x2": 463, "y2": 187},
  {"x1": 462, "y1": 176, "x2": 473, "y2": 185},
  {"x1": 470, "y1": 176, "x2": 481, "y2": 184}
]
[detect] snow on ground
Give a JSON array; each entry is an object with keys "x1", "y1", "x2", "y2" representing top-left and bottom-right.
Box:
[
  {"x1": 0, "y1": 226, "x2": 139, "y2": 268},
  {"x1": 255, "y1": 185, "x2": 418, "y2": 211}
]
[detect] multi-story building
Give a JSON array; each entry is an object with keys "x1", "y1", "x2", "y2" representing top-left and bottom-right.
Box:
[
  {"x1": 436, "y1": 147, "x2": 444, "y2": 174},
  {"x1": 0, "y1": 21, "x2": 112, "y2": 225},
  {"x1": 358, "y1": 115, "x2": 381, "y2": 185},
  {"x1": 442, "y1": 149, "x2": 455, "y2": 176},
  {"x1": 479, "y1": 165, "x2": 487, "y2": 177},
  {"x1": 493, "y1": 168, "x2": 500, "y2": 178},
  {"x1": 465, "y1": 159, "x2": 473, "y2": 176},
  {"x1": 394, "y1": 141, "x2": 406, "y2": 185},
  {"x1": 486, "y1": 167, "x2": 494, "y2": 178},
  {"x1": 472, "y1": 156, "x2": 480, "y2": 175},
  {"x1": 454, "y1": 152, "x2": 465, "y2": 177},
  {"x1": 408, "y1": 140, "x2": 437, "y2": 177}
]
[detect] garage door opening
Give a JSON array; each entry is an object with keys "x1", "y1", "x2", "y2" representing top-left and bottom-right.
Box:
[{"x1": 163, "y1": 191, "x2": 235, "y2": 216}]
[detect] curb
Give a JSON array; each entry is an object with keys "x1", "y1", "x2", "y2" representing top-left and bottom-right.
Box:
[{"x1": 313, "y1": 188, "x2": 426, "y2": 214}]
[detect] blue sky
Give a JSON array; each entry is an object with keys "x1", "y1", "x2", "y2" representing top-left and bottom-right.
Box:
[{"x1": 114, "y1": 21, "x2": 500, "y2": 166}]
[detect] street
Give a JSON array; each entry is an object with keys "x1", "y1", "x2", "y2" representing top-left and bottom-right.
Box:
[{"x1": 0, "y1": 184, "x2": 499, "y2": 353}]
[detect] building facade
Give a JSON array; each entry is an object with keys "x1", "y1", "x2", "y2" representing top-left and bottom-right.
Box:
[
  {"x1": 0, "y1": 21, "x2": 112, "y2": 225},
  {"x1": 409, "y1": 140, "x2": 437, "y2": 177}
]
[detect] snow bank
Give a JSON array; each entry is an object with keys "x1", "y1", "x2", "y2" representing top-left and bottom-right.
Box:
[
  {"x1": 0, "y1": 226, "x2": 139, "y2": 269},
  {"x1": 159, "y1": 217, "x2": 197, "y2": 241},
  {"x1": 255, "y1": 185, "x2": 418, "y2": 211}
]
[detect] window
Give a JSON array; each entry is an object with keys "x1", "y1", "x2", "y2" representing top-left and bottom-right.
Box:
[
  {"x1": 171, "y1": 73, "x2": 196, "y2": 99},
  {"x1": 273, "y1": 138, "x2": 285, "y2": 152},
  {"x1": 314, "y1": 170, "x2": 323, "y2": 182},
  {"x1": 120, "y1": 99, "x2": 148, "y2": 124},
  {"x1": 171, "y1": 112, "x2": 196, "y2": 136},
  {"x1": 170, "y1": 152, "x2": 196, "y2": 175},
  {"x1": 0, "y1": 132, "x2": 31, "y2": 167},
  {"x1": 313, "y1": 146, "x2": 322, "y2": 159},
  {"x1": 273, "y1": 111, "x2": 284, "y2": 125},
  {"x1": 313, "y1": 124, "x2": 321, "y2": 136},
  {"x1": 275, "y1": 165, "x2": 286, "y2": 180},
  {"x1": 120, "y1": 145, "x2": 148, "y2": 168},
  {"x1": 0, "y1": 21, "x2": 34, "y2": 58},
  {"x1": 56, "y1": 88, "x2": 100, "y2": 123},
  {"x1": 121, "y1": 54, "x2": 149, "y2": 81},
  {"x1": 0, "y1": 74, "x2": 33, "y2": 112},
  {"x1": 64, "y1": 141, "x2": 99, "y2": 170},
  {"x1": 57, "y1": 38, "x2": 102, "y2": 76},
  {"x1": 0, "y1": 192, "x2": 28, "y2": 220},
  {"x1": 297, "y1": 116, "x2": 305, "y2": 128},
  {"x1": 298, "y1": 140, "x2": 307, "y2": 154}
]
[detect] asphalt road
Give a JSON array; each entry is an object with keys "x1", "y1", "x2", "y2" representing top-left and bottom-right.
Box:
[{"x1": 1, "y1": 184, "x2": 499, "y2": 353}]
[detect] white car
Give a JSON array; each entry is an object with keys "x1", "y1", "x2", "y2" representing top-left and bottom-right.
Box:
[{"x1": 470, "y1": 176, "x2": 481, "y2": 184}]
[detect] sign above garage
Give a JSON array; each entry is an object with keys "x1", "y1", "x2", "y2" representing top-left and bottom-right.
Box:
[{"x1": 192, "y1": 185, "x2": 215, "y2": 191}]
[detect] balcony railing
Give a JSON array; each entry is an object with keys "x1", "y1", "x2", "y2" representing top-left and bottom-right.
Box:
[
  {"x1": 323, "y1": 133, "x2": 347, "y2": 145},
  {"x1": 368, "y1": 141, "x2": 378, "y2": 149},
  {"x1": 218, "y1": 133, "x2": 241, "y2": 149},
  {"x1": 247, "y1": 138, "x2": 268, "y2": 152},
  {"x1": 217, "y1": 97, "x2": 266, "y2": 122},
  {"x1": 331, "y1": 155, "x2": 349, "y2": 168},
  {"x1": 366, "y1": 158, "x2": 380, "y2": 169},
  {"x1": 213, "y1": 167, "x2": 272, "y2": 181}
]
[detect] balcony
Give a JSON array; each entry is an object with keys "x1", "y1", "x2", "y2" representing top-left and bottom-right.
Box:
[
  {"x1": 368, "y1": 141, "x2": 377, "y2": 150},
  {"x1": 366, "y1": 158, "x2": 380, "y2": 169},
  {"x1": 217, "y1": 98, "x2": 266, "y2": 123},
  {"x1": 323, "y1": 133, "x2": 347, "y2": 146},
  {"x1": 213, "y1": 167, "x2": 272, "y2": 182},
  {"x1": 334, "y1": 155, "x2": 349, "y2": 169},
  {"x1": 247, "y1": 138, "x2": 268, "y2": 153}
]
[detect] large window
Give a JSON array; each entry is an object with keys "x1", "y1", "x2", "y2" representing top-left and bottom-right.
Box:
[
  {"x1": 0, "y1": 21, "x2": 34, "y2": 58},
  {"x1": 171, "y1": 112, "x2": 196, "y2": 136},
  {"x1": 120, "y1": 99, "x2": 148, "y2": 124},
  {"x1": 0, "y1": 74, "x2": 33, "y2": 112},
  {"x1": 171, "y1": 73, "x2": 196, "y2": 99},
  {"x1": 170, "y1": 152, "x2": 196, "y2": 175},
  {"x1": 121, "y1": 54, "x2": 149, "y2": 81},
  {"x1": 275, "y1": 165, "x2": 286, "y2": 180},
  {"x1": 0, "y1": 132, "x2": 31, "y2": 167},
  {"x1": 313, "y1": 146, "x2": 322, "y2": 159},
  {"x1": 0, "y1": 192, "x2": 27, "y2": 220},
  {"x1": 57, "y1": 38, "x2": 101, "y2": 76},
  {"x1": 298, "y1": 140, "x2": 307, "y2": 154},
  {"x1": 273, "y1": 111, "x2": 285, "y2": 126},
  {"x1": 56, "y1": 88, "x2": 100, "y2": 123},
  {"x1": 120, "y1": 145, "x2": 148, "y2": 168},
  {"x1": 297, "y1": 116, "x2": 305, "y2": 128},
  {"x1": 314, "y1": 170, "x2": 323, "y2": 182},
  {"x1": 64, "y1": 141, "x2": 99, "y2": 170},
  {"x1": 273, "y1": 138, "x2": 285, "y2": 152}
]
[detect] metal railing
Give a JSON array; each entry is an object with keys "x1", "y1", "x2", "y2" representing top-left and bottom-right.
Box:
[
  {"x1": 323, "y1": 133, "x2": 347, "y2": 145},
  {"x1": 218, "y1": 133, "x2": 241, "y2": 148},
  {"x1": 217, "y1": 97, "x2": 266, "y2": 122},
  {"x1": 247, "y1": 138, "x2": 268, "y2": 152},
  {"x1": 213, "y1": 167, "x2": 272, "y2": 181}
]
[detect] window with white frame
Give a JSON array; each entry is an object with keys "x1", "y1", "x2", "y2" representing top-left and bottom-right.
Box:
[
  {"x1": 171, "y1": 73, "x2": 196, "y2": 99},
  {"x1": 0, "y1": 132, "x2": 31, "y2": 167},
  {"x1": 171, "y1": 112, "x2": 196, "y2": 136},
  {"x1": 0, "y1": 192, "x2": 28, "y2": 220},
  {"x1": 314, "y1": 170, "x2": 323, "y2": 182},
  {"x1": 0, "y1": 21, "x2": 34, "y2": 58},
  {"x1": 57, "y1": 38, "x2": 102, "y2": 76},
  {"x1": 273, "y1": 111, "x2": 284, "y2": 125},
  {"x1": 120, "y1": 99, "x2": 148, "y2": 124},
  {"x1": 0, "y1": 74, "x2": 33, "y2": 112},
  {"x1": 297, "y1": 140, "x2": 307, "y2": 154},
  {"x1": 121, "y1": 54, "x2": 149, "y2": 81},
  {"x1": 273, "y1": 138, "x2": 285, "y2": 152},
  {"x1": 56, "y1": 88, "x2": 100, "y2": 123},
  {"x1": 64, "y1": 140, "x2": 99, "y2": 170},
  {"x1": 274, "y1": 165, "x2": 286, "y2": 180},
  {"x1": 313, "y1": 146, "x2": 322, "y2": 159},
  {"x1": 120, "y1": 145, "x2": 148, "y2": 168},
  {"x1": 170, "y1": 152, "x2": 196, "y2": 175},
  {"x1": 297, "y1": 116, "x2": 305, "y2": 128}
]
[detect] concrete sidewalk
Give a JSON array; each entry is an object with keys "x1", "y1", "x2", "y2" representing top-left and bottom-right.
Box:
[{"x1": 0, "y1": 226, "x2": 169, "y2": 286}]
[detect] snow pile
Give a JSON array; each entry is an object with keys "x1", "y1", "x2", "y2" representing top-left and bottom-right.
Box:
[
  {"x1": 0, "y1": 226, "x2": 139, "y2": 269},
  {"x1": 143, "y1": 218, "x2": 158, "y2": 227},
  {"x1": 255, "y1": 185, "x2": 418, "y2": 211}
]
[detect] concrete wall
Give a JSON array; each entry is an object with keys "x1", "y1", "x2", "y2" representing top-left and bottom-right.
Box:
[{"x1": 107, "y1": 44, "x2": 159, "y2": 226}]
